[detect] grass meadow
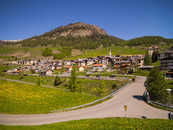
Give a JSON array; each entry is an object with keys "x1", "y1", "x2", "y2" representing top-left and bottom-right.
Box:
[
  {"x1": 0, "y1": 46, "x2": 145, "y2": 60},
  {"x1": 0, "y1": 118, "x2": 173, "y2": 130},
  {"x1": 0, "y1": 79, "x2": 98, "y2": 114},
  {"x1": 0, "y1": 76, "x2": 127, "y2": 114}
]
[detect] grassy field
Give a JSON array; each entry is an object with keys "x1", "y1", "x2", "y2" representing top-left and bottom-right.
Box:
[
  {"x1": 75, "y1": 78, "x2": 127, "y2": 97},
  {"x1": 1, "y1": 74, "x2": 128, "y2": 97},
  {"x1": 67, "y1": 46, "x2": 146, "y2": 60},
  {"x1": 132, "y1": 69, "x2": 150, "y2": 76},
  {"x1": 0, "y1": 76, "x2": 127, "y2": 114},
  {"x1": 0, "y1": 118, "x2": 173, "y2": 130},
  {"x1": 0, "y1": 46, "x2": 145, "y2": 60},
  {"x1": 0, "y1": 45, "x2": 171, "y2": 61},
  {"x1": 0, "y1": 79, "x2": 98, "y2": 114},
  {"x1": 2, "y1": 74, "x2": 55, "y2": 86},
  {"x1": 0, "y1": 47, "x2": 44, "y2": 58}
]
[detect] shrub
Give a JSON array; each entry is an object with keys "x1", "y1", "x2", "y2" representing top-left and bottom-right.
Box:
[{"x1": 54, "y1": 76, "x2": 62, "y2": 86}]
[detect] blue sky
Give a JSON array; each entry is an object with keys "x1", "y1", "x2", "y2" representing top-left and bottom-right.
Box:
[{"x1": 1, "y1": 0, "x2": 173, "y2": 40}]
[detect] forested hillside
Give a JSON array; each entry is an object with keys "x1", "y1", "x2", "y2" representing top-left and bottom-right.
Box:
[{"x1": 126, "y1": 36, "x2": 173, "y2": 46}]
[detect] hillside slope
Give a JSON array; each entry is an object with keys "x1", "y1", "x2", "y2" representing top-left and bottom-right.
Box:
[
  {"x1": 16, "y1": 22, "x2": 123, "y2": 49},
  {"x1": 127, "y1": 36, "x2": 173, "y2": 46}
]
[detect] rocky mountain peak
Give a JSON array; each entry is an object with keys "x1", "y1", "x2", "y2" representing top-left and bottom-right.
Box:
[{"x1": 43, "y1": 22, "x2": 107, "y2": 39}]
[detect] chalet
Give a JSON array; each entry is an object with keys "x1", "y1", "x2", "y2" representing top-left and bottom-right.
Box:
[
  {"x1": 86, "y1": 59, "x2": 94, "y2": 66},
  {"x1": 55, "y1": 65, "x2": 62, "y2": 70},
  {"x1": 78, "y1": 66, "x2": 85, "y2": 72},
  {"x1": 6, "y1": 68, "x2": 19, "y2": 74},
  {"x1": 92, "y1": 64, "x2": 104, "y2": 72},
  {"x1": 148, "y1": 46, "x2": 159, "y2": 56},
  {"x1": 46, "y1": 70, "x2": 53, "y2": 76},
  {"x1": 64, "y1": 65, "x2": 72, "y2": 72},
  {"x1": 64, "y1": 60, "x2": 71, "y2": 66}
]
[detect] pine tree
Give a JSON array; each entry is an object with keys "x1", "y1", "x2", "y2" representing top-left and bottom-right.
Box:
[
  {"x1": 152, "y1": 51, "x2": 159, "y2": 63},
  {"x1": 144, "y1": 51, "x2": 152, "y2": 65},
  {"x1": 42, "y1": 48, "x2": 52, "y2": 57},
  {"x1": 69, "y1": 65, "x2": 77, "y2": 92},
  {"x1": 145, "y1": 67, "x2": 167, "y2": 102}
]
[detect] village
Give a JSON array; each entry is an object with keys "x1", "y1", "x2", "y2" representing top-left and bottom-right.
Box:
[{"x1": 6, "y1": 48, "x2": 146, "y2": 76}]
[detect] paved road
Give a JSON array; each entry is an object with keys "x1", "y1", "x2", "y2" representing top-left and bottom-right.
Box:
[
  {"x1": 0, "y1": 76, "x2": 169, "y2": 126},
  {"x1": 28, "y1": 73, "x2": 130, "y2": 81}
]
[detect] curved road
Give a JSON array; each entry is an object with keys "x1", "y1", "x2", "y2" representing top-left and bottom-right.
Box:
[{"x1": 0, "y1": 76, "x2": 169, "y2": 126}]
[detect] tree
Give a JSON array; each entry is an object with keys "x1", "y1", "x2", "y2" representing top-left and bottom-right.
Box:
[
  {"x1": 144, "y1": 51, "x2": 152, "y2": 65},
  {"x1": 54, "y1": 76, "x2": 62, "y2": 86},
  {"x1": 112, "y1": 84, "x2": 117, "y2": 89},
  {"x1": 18, "y1": 71, "x2": 24, "y2": 80},
  {"x1": 68, "y1": 65, "x2": 77, "y2": 92},
  {"x1": 152, "y1": 51, "x2": 159, "y2": 63},
  {"x1": 42, "y1": 48, "x2": 52, "y2": 57},
  {"x1": 97, "y1": 81, "x2": 106, "y2": 97},
  {"x1": 37, "y1": 76, "x2": 41, "y2": 86},
  {"x1": 145, "y1": 67, "x2": 167, "y2": 102}
]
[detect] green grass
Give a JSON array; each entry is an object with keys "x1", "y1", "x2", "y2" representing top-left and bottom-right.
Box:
[
  {"x1": 0, "y1": 76, "x2": 127, "y2": 114},
  {"x1": 2, "y1": 74, "x2": 55, "y2": 86},
  {"x1": 2, "y1": 74, "x2": 128, "y2": 97},
  {"x1": 0, "y1": 118, "x2": 173, "y2": 130},
  {"x1": 132, "y1": 69, "x2": 150, "y2": 76},
  {"x1": 152, "y1": 61, "x2": 160, "y2": 67},
  {"x1": 0, "y1": 47, "x2": 44, "y2": 58},
  {"x1": 66, "y1": 46, "x2": 145, "y2": 60},
  {"x1": 0, "y1": 45, "x2": 170, "y2": 60},
  {"x1": 0, "y1": 79, "x2": 98, "y2": 114},
  {"x1": 75, "y1": 78, "x2": 127, "y2": 97},
  {"x1": 0, "y1": 47, "x2": 23, "y2": 55},
  {"x1": 0, "y1": 46, "x2": 145, "y2": 60}
]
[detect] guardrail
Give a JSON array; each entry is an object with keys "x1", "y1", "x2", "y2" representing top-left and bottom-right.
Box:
[
  {"x1": 143, "y1": 90, "x2": 173, "y2": 109},
  {"x1": 143, "y1": 90, "x2": 173, "y2": 120},
  {"x1": 52, "y1": 81, "x2": 132, "y2": 112}
]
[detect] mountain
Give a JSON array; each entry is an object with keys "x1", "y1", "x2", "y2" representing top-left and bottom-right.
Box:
[
  {"x1": 42, "y1": 22, "x2": 107, "y2": 39},
  {"x1": 1, "y1": 23, "x2": 173, "y2": 49},
  {"x1": 15, "y1": 22, "x2": 124, "y2": 49},
  {"x1": 127, "y1": 36, "x2": 173, "y2": 46}
]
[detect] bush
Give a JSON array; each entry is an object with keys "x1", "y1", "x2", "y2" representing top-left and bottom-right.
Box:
[
  {"x1": 112, "y1": 84, "x2": 117, "y2": 89},
  {"x1": 54, "y1": 76, "x2": 62, "y2": 86},
  {"x1": 42, "y1": 48, "x2": 52, "y2": 56}
]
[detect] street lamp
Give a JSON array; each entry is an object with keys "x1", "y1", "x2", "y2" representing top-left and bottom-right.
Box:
[
  {"x1": 166, "y1": 88, "x2": 172, "y2": 106},
  {"x1": 166, "y1": 88, "x2": 172, "y2": 119}
]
